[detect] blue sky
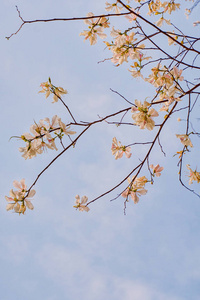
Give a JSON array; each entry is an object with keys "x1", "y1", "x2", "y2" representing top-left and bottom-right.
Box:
[{"x1": 1, "y1": 1, "x2": 200, "y2": 299}]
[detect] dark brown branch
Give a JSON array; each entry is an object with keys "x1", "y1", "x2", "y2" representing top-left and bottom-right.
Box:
[
  {"x1": 53, "y1": 92, "x2": 77, "y2": 123},
  {"x1": 6, "y1": 6, "x2": 131, "y2": 39},
  {"x1": 110, "y1": 88, "x2": 135, "y2": 106}
]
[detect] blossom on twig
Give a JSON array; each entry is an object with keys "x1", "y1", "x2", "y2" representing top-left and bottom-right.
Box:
[
  {"x1": 150, "y1": 164, "x2": 164, "y2": 177},
  {"x1": 18, "y1": 116, "x2": 76, "y2": 159},
  {"x1": 79, "y1": 12, "x2": 109, "y2": 45},
  {"x1": 176, "y1": 134, "x2": 193, "y2": 148},
  {"x1": 132, "y1": 100, "x2": 159, "y2": 130},
  {"x1": 111, "y1": 137, "x2": 132, "y2": 159},
  {"x1": 146, "y1": 65, "x2": 184, "y2": 110},
  {"x1": 5, "y1": 179, "x2": 35, "y2": 214},
  {"x1": 186, "y1": 165, "x2": 200, "y2": 185},
  {"x1": 105, "y1": 2, "x2": 123, "y2": 14},
  {"x1": 52, "y1": 87, "x2": 67, "y2": 103},
  {"x1": 39, "y1": 78, "x2": 67, "y2": 103},
  {"x1": 121, "y1": 176, "x2": 148, "y2": 204},
  {"x1": 74, "y1": 195, "x2": 90, "y2": 212}
]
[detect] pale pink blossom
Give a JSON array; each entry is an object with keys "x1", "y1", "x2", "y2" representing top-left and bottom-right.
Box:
[
  {"x1": 52, "y1": 87, "x2": 67, "y2": 103},
  {"x1": 121, "y1": 176, "x2": 147, "y2": 204},
  {"x1": 150, "y1": 164, "x2": 164, "y2": 177},
  {"x1": 13, "y1": 178, "x2": 27, "y2": 192},
  {"x1": 186, "y1": 165, "x2": 200, "y2": 185},
  {"x1": 176, "y1": 134, "x2": 193, "y2": 148},
  {"x1": 57, "y1": 118, "x2": 76, "y2": 136},
  {"x1": 129, "y1": 68, "x2": 143, "y2": 79},
  {"x1": 19, "y1": 139, "x2": 43, "y2": 160},
  {"x1": 105, "y1": 2, "x2": 123, "y2": 14},
  {"x1": 5, "y1": 180, "x2": 35, "y2": 214},
  {"x1": 74, "y1": 195, "x2": 90, "y2": 212},
  {"x1": 39, "y1": 81, "x2": 52, "y2": 98},
  {"x1": 39, "y1": 79, "x2": 67, "y2": 103},
  {"x1": 111, "y1": 137, "x2": 132, "y2": 159},
  {"x1": 80, "y1": 28, "x2": 106, "y2": 45},
  {"x1": 132, "y1": 100, "x2": 159, "y2": 130},
  {"x1": 171, "y1": 66, "x2": 184, "y2": 81},
  {"x1": 155, "y1": 17, "x2": 171, "y2": 27},
  {"x1": 80, "y1": 12, "x2": 108, "y2": 45}
]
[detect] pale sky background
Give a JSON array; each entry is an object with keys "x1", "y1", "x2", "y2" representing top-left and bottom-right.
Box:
[{"x1": 1, "y1": 1, "x2": 200, "y2": 300}]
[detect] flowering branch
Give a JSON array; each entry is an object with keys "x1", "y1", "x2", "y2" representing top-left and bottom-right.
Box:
[{"x1": 6, "y1": 0, "x2": 200, "y2": 215}]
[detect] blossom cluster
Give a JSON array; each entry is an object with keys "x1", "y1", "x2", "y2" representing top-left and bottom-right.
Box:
[
  {"x1": 146, "y1": 65, "x2": 184, "y2": 111},
  {"x1": 121, "y1": 176, "x2": 148, "y2": 204},
  {"x1": 131, "y1": 100, "x2": 159, "y2": 130},
  {"x1": 148, "y1": 1, "x2": 180, "y2": 16},
  {"x1": 105, "y1": 28, "x2": 151, "y2": 69},
  {"x1": 79, "y1": 1, "x2": 183, "y2": 82},
  {"x1": 122, "y1": 163, "x2": 164, "y2": 204},
  {"x1": 5, "y1": 179, "x2": 35, "y2": 214},
  {"x1": 19, "y1": 115, "x2": 76, "y2": 159},
  {"x1": 39, "y1": 78, "x2": 67, "y2": 103},
  {"x1": 79, "y1": 12, "x2": 110, "y2": 45}
]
